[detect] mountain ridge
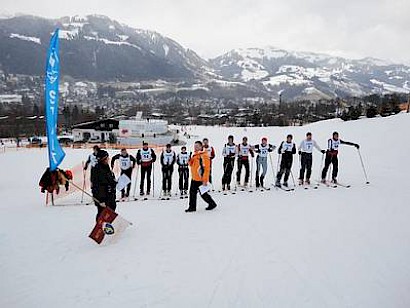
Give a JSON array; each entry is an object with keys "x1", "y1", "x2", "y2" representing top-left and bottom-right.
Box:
[{"x1": 0, "y1": 14, "x2": 409, "y2": 100}]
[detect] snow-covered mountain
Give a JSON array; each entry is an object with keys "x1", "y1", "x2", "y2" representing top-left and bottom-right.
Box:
[
  {"x1": 0, "y1": 15, "x2": 211, "y2": 80},
  {"x1": 1, "y1": 15, "x2": 410, "y2": 100},
  {"x1": 211, "y1": 47, "x2": 410, "y2": 100}
]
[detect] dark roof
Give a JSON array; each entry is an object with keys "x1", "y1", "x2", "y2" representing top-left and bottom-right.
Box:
[{"x1": 72, "y1": 119, "x2": 119, "y2": 131}]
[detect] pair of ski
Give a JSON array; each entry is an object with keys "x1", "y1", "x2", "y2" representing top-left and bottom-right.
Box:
[
  {"x1": 115, "y1": 196, "x2": 150, "y2": 202},
  {"x1": 298, "y1": 183, "x2": 319, "y2": 190},
  {"x1": 274, "y1": 184, "x2": 295, "y2": 192},
  {"x1": 316, "y1": 180, "x2": 351, "y2": 188},
  {"x1": 159, "y1": 192, "x2": 189, "y2": 201}
]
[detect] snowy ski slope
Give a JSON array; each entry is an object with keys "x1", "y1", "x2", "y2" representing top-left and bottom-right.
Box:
[{"x1": 1, "y1": 114, "x2": 409, "y2": 307}]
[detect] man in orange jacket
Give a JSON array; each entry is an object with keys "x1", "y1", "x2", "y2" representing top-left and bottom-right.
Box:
[{"x1": 185, "y1": 140, "x2": 218, "y2": 212}]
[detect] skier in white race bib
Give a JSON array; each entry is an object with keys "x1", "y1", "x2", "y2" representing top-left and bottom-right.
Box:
[
  {"x1": 236, "y1": 136, "x2": 254, "y2": 187},
  {"x1": 254, "y1": 137, "x2": 275, "y2": 188},
  {"x1": 276, "y1": 134, "x2": 297, "y2": 188},
  {"x1": 177, "y1": 146, "x2": 191, "y2": 196},
  {"x1": 136, "y1": 142, "x2": 157, "y2": 196},
  {"x1": 160, "y1": 143, "x2": 176, "y2": 197},
  {"x1": 321, "y1": 131, "x2": 359, "y2": 184},
  {"x1": 221, "y1": 135, "x2": 236, "y2": 191},
  {"x1": 298, "y1": 132, "x2": 325, "y2": 185},
  {"x1": 111, "y1": 148, "x2": 136, "y2": 200}
]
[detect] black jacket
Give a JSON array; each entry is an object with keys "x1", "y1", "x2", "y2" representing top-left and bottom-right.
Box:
[{"x1": 91, "y1": 163, "x2": 117, "y2": 202}]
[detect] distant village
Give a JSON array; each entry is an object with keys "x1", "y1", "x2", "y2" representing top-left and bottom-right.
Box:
[{"x1": 0, "y1": 72, "x2": 408, "y2": 142}]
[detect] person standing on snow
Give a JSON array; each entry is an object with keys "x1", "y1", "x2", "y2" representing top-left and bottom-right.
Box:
[
  {"x1": 177, "y1": 146, "x2": 191, "y2": 196},
  {"x1": 84, "y1": 145, "x2": 100, "y2": 187},
  {"x1": 203, "y1": 138, "x2": 215, "y2": 183},
  {"x1": 160, "y1": 144, "x2": 176, "y2": 197},
  {"x1": 236, "y1": 136, "x2": 254, "y2": 187},
  {"x1": 276, "y1": 134, "x2": 297, "y2": 187},
  {"x1": 185, "y1": 141, "x2": 217, "y2": 212},
  {"x1": 221, "y1": 135, "x2": 236, "y2": 191},
  {"x1": 321, "y1": 131, "x2": 359, "y2": 184},
  {"x1": 91, "y1": 150, "x2": 117, "y2": 221},
  {"x1": 254, "y1": 137, "x2": 275, "y2": 188},
  {"x1": 136, "y1": 142, "x2": 157, "y2": 196},
  {"x1": 111, "y1": 148, "x2": 136, "y2": 200},
  {"x1": 298, "y1": 132, "x2": 325, "y2": 185}
]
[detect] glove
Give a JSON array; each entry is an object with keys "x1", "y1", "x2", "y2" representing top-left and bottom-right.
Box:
[
  {"x1": 298, "y1": 151, "x2": 302, "y2": 155},
  {"x1": 355, "y1": 144, "x2": 360, "y2": 149},
  {"x1": 321, "y1": 150, "x2": 326, "y2": 154}
]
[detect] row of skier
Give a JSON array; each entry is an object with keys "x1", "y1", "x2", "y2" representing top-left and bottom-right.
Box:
[
  {"x1": 220, "y1": 131, "x2": 359, "y2": 190},
  {"x1": 84, "y1": 131, "x2": 360, "y2": 201},
  {"x1": 84, "y1": 140, "x2": 217, "y2": 218}
]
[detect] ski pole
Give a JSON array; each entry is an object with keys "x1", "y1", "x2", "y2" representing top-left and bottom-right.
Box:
[
  {"x1": 319, "y1": 153, "x2": 325, "y2": 179},
  {"x1": 222, "y1": 158, "x2": 229, "y2": 191},
  {"x1": 327, "y1": 164, "x2": 332, "y2": 182},
  {"x1": 290, "y1": 169, "x2": 297, "y2": 188},
  {"x1": 268, "y1": 152, "x2": 276, "y2": 184},
  {"x1": 152, "y1": 162, "x2": 155, "y2": 198},
  {"x1": 67, "y1": 178, "x2": 103, "y2": 206},
  {"x1": 172, "y1": 166, "x2": 178, "y2": 197},
  {"x1": 357, "y1": 149, "x2": 370, "y2": 184},
  {"x1": 234, "y1": 159, "x2": 238, "y2": 190},
  {"x1": 298, "y1": 153, "x2": 302, "y2": 183},
  {"x1": 81, "y1": 161, "x2": 86, "y2": 204},
  {"x1": 249, "y1": 156, "x2": 254, "y2": 188},
  {"x1": 132, "y1": 164, "x2": 139, "y2": 199}
]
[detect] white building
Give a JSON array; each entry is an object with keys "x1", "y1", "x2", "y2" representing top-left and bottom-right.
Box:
[
  {"x1": 72, "y1": 119, "x2": 119, "y2": 143},
  {"x1": 117, "y1": 112, "x2": 182, "y2": 146}
]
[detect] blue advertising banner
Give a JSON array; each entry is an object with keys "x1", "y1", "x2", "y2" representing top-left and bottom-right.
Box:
[{"x1": 45, "y1": 29, "x2": 65, "y2": 171}]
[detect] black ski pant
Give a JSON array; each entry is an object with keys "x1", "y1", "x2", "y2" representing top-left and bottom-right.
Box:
[
  {"x1": 277, "y1": 156, "x2": 293, "y2": 183},
  {"x1": 162, "y1": 165, "x2": 174, "y2": 192},
  {"x1": 187, "y1": 180, "x2": 217, "y2": 211},
  {"x1": 321, "y1": 153, "x2": 338, "y2": 180},
  {"x1": 222, "y1": 157, "x2": 235, "y2": 186},
  {"x1": 94, "y1": 194, "x2": 116, "y2": 222},
  {"x1": 140, "y1": 165, "x2": 152, "y2": 193},
  {"x1": 179, "y1": 166, "x2": 189, "y2": 191},
  {"x1": 299, "y1": 153, "x2": 313, "y2": 181},
  {"x1": 120, "y1": 168, "x2": 133, "y2": 198},
  {"x1": 236, "y1": 158, "x2": 250, "y2": 183}
]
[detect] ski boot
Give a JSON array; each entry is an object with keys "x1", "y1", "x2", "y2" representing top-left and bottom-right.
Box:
[
  {"x1": 260, "y1": 176, "x2": 264, "y2": 187},
  {"x1": 283, "y1": 182, "x2": 288, "y2": 188},
  {"x1": 140, "y1": 190, "x2": 145, "y2": 196},
  {"x1": 298, "y1": 179, "x2": 303, "y2": 186},
  {"x1": 305, "y1": 179, "x2": 310, "y2": 185},
  {"x1": 275, "y1": 180, "x2": 281, "y2": 187},
  {"x1": 331, "y1": 178, "x2": 337, "y2": 184}
]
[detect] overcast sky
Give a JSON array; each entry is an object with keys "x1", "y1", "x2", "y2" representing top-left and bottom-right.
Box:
[{"x1": 2, "y1": 0, "x2": 409, "y2": 63}]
